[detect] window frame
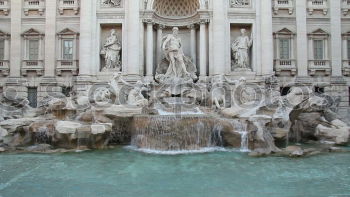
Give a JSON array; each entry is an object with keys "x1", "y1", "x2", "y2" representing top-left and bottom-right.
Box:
[{"x1": 62, "y1": 39, "x2": 74, "y2": 60}]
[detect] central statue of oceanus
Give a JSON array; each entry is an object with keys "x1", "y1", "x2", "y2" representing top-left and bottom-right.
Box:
[{"x1": 155, "y1": 27, "x2": 197, "y2": 84}]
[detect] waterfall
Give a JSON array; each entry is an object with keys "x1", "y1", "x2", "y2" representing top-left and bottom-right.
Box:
[
  {"x1": 131, "y1": 115, "x2": 222, "y2": 151},
  {"x1": 230, "y1": 119, "x2": 250, "y2": 152}
]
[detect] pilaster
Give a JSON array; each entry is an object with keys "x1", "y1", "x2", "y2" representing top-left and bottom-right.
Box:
[
  {"x1": 10, "y1": 0, "x2": 22, "y2": 77},
  {"x1": 295, "y1": 0, "x2": 308, "y2": 76},
  {"x1": 260, "y1": 0, "x2": 274, "y2": 75},
  {"x1": 330, "y1": 0, "x2": 342, "y2": 76},
  {"x1": 44, "y1": 0, "x2": 57, "y2": 77},
  {"x1": 79, "y1": 0, "x2": 93, "y2": 76}
]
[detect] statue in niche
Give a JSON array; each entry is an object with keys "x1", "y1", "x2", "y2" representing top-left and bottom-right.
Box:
[
  {"x1": 101, "y1": 29, "x2": 122, "y2": 71},
  {"x1": 102, "y1": 0, "x2": 122, "y2": 7},
  {"x1": 155, "y1": 27, "x2": 197, "y2": 84},
  {"x1": 231, "y1": 28, "x2": 253, "y2": 71}
]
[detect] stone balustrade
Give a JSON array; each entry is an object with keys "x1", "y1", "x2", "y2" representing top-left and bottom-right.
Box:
[
  {"x1": 307, "y1": 0, "x2": 328, "y2": 15},
  {"x1": 23, "y1": 0, "x2": 45, "y2": 16},
  {"x1": 342, "y1": 60, "x2": 350, "y2": 76},
  {"x1": 273, "y1": 0, "x2": 294, "y2": 15},
  {"x1": 0, "y1": 0, "x2": 9, "y2": 15},
  {"x1": 342, "y1": 0, "x2": 350, "y2": 16},
  {"x1": 58, "y1": 0, "x2": 79, "y2": 15},
  {"x1": 274, "y1": 59, "x2": 297, "y2": 76},
  {"x1": 21, "y1": 60, "x2": 44, "y2": 76},
  {"x1": 56, "y1": 60, "x2": 79, "y2": 76},
  {"x1": 0, "y1": 60, "x2": 9, "y2": 75},
  {"x1": 308, "y1": 60, "x2": 331, "y2": 75}
]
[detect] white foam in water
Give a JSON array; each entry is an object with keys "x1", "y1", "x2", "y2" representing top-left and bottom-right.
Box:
[
  {"x1": 124, "y1": 146, "x2": 241, "y2": 155},
  {"x1": 156, "y1": 107, "x2": 204, "y2": 116}
]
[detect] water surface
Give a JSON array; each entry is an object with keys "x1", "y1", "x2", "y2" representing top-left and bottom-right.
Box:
[{"x1": 0, "y1": 148, "x2": 349, "y2": 197}]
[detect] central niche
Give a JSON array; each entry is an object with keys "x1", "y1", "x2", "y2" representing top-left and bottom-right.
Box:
[{"x1": 153, "y1": 0, "x2": 200, "y2": 18}]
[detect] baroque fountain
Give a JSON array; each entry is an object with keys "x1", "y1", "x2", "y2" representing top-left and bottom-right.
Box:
[{"x1": 0, "y1": 26, "x2": 348, "y2": 156}]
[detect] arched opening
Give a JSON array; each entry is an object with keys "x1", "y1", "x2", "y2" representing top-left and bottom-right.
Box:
[{"x1": 152, "y1": 0, "x2": 200, "y2": 18}]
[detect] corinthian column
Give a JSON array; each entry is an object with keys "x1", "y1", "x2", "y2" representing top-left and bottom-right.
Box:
[
  {"x1": 156, "y1": 25, "x2": 165, "y2": 66},
  {"x1": 188, "y1": 24, "x2": 197, "y2": 65},
  {"x1": 145, "y1": 20, "x2": 154, "y2": 77},
  {"x1": 199, "y1": 20, "x2": 208, "y2": 77}
]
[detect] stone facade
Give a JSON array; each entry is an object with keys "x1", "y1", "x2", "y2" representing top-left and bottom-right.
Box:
[{"x1": 0, "y1": 0, "x2": 349, "y2": 121}]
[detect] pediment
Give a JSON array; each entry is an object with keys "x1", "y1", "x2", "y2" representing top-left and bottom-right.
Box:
[
  {"x1": 57, "y1": 28, "x2": 79, "y2": 35},
  {"x1": 22, "y1": 28, "x2": 44, "y2": 36},
  {"x1": 274, "y1": 28, "x2": 294, "y2": 35},
  {"x1": 310, "y1": 28, "x2": 328, "y2": 35}
]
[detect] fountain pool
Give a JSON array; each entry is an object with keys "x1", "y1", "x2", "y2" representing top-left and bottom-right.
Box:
[{"x1": 0, "y1": 148, "x2": 349, "y2": 197}]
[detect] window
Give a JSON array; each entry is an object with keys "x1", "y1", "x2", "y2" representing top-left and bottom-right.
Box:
[
  {"x1": 27, "y1": 87, "x2": 38, "y2": 108},
  {"x1": 28, "y1": 40, "x2": 39, "y2": 60},
  {"x1": 347, "y1": 40, "x2": 350, "y2": 60},
  {"x1": 313, "y1": 40, "x2": 324, "y2": 60},
  {"x1": 0, "y1": 40, "x2": 4, "y2": 60},
  {"x1": 279, "y1": 39, "x2": 290, "y2": 59},
  {"x1": 63, "y1": 40, "x2": 73, "y2": 60}
]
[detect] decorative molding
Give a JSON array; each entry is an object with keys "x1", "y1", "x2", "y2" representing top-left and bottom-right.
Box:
[
  {"x1": 23, "y1": 0, "x2": 45, "y2": 16},
  {"x1": 273, "y1": 0, "x2": 294, "y2": 15},
  {"x1": 307, "y1": 0, "x2": 328, "y2": 15},
  {"x1": 230, "y1": 0, "x2": 251, "y2": 8},
  {"x1": 0, "y1": 0, "x2": 10, "y2": 16},
  {"x1": 58, "y1": 0, "x2": 80, "y2": 15},
  {"x1": 100, "y1": 0, "x2": 123, "y2": 8}
]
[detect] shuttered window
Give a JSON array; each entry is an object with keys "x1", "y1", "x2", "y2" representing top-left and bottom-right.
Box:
[
  {"x1": 63, "y1": 40, "x2": 73, "y2": 60},
  {"x1": 28, "y1": 40, "x2": 39, "y2": 60},
  {"x1": 313, "y1": 40, "x2": 324, "y2": 60},
  {"x1": 279, "y1": 39, "x2": 290, "y2": 60}
]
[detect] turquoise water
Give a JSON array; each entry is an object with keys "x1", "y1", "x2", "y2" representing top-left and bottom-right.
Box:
[{"x1": 0, "y1": 148, "x2": 349, "y2": 197}]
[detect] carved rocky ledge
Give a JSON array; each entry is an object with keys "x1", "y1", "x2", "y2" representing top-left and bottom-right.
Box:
[
  {"x1": 21, "y1": 60, "x2": 44, "y2": 76},
  {"x1": 56, "y1": 60, "x2": 79, "y2": 76}
]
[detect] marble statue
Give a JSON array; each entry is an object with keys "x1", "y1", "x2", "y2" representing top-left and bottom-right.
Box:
[
  {"x1": 231, "y1": 29, "x2": 253, "y2": 71},
  {"x1": 102, "y1": 0, "x2": 122, "y2": 7},
  {"x1": 102, "y1": 29, "x2": 122, "y2": 71},
  {"x1": 211, "y1": 75, "x2": 226, "y2": 110},
  {"x1": 127, "y1": 81, "x2": 149, "y2": 107},
  {"x1": 155, "y1": 27, "x2": 197, "y2": 84}
]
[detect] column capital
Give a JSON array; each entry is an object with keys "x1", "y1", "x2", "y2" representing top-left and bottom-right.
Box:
[
  {"x1": 143, "y1": 19, "x2": 154, "y2": 24},
  {"x1": 187, "y1": 24, "x2": 197, "y2": 30},
  {"x1": 199, "y1": 19, "x2": 210, "y2": 24},
  {"x1": 157, "y1": 24, "x2": 166, "y2": 30}
]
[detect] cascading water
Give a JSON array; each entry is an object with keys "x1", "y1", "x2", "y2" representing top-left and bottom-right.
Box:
[
  {"x1": 230, "y1": 119, "x2": 250, "y2": 152},
  {"x1": 131, "y1": 115, "x2": 223, "y2": 152}
]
